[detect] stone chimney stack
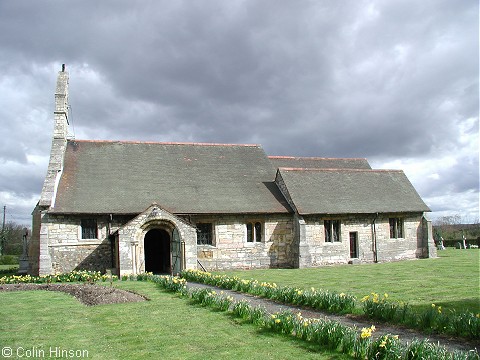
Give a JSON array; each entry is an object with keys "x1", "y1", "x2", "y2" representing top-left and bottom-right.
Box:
[
  {"x1": 39, "y1": 65, "x2": 70, "y2": 207},
  {"x1": 53, "y1": 64, "x2": 69, "y2": 139}
]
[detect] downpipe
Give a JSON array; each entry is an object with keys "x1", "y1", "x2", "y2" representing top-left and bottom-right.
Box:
[{"x1": 372, "y1": 213, "x2": 379, "y2": 263}]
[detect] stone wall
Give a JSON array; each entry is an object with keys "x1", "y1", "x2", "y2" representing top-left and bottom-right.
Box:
[
  {"x1": 30, "y1": 206, "x2": 428, "y2": 275},
  {"x1": 300, "y1": 213, "x2": 425, "y2": 266},
  {"x1": 33, "y1": 213, "x2": 120, "y2": 275},
  {"x1": 195, "y1": 214, "x2": 295, "y2": 270},
  {"x1": 49, "y1": 241, "x2": 112, "y2": 274},
  {"x1": 375, "y1": 215, "x2": 424, "y2": 262}
]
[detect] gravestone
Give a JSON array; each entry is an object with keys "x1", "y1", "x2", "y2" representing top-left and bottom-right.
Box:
[{"x1": 18, "y1": 228, "x2": 29, "y2": 274}]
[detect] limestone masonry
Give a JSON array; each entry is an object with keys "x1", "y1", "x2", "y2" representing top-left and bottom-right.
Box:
[{"x1": 29, "y1": 66, "x2": 435, "y2": 276}]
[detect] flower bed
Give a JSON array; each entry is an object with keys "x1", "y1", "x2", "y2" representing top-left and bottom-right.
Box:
[
  {"x1": 182, "y1": 269, "x2": 480, "y2": 340},
  {"x1": 151, "y1": 274, "x2": 479, "y2": 360},
  {"x1": 181, "y1": 269, "x2": 356, "y2": 314},
  {"x1": 361, "y1": 293, "x2": 480, "y2": 339},
  {"x1": 0, "y1": 270, "x2": 118, "y2": 284}
]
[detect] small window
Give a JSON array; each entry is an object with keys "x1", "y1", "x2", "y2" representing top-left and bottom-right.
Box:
[
  {"x1": 247, "y1": 223, "x2": 253, "y2": 242},
  {"x1": 197, "y1": 223, "x2": 213, "y2": 245},
  {"x1": 255, "y1": 222, "x2": 262, "y2": 242},
  {"x1": 389, "y1": 218, "x2": 404, "y2": 238},
  {"x1": 325, "y1": 220, "x2": 341, "y2": 243},
  {"x1": 246, "y1": 222, "x2": 263, "y2": 242},
  {"x1": 81, "y1": 219, "x2": 98, "y2": 239}
]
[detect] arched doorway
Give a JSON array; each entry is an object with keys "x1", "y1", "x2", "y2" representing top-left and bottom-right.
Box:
[{"x1": 144, "y1": 229, "x2": 170, "y2": 274}]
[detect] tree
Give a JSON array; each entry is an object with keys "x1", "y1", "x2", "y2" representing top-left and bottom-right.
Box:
[{"x1": 0, "y1": 221, "x2": 27, "y2": 256}]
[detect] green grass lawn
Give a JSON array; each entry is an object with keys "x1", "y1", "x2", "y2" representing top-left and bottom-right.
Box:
[
  {"x1": 216, "y1": 248, "x2": 480, "y2": 313},
  {"x1": 0, "y1": 264, "x2": 18, "y2": 270},
  {"x1": 0, "y1": 264, "x2": 18, "y2": 276},
  {"x1": 0, "y1": 281, "x2": 348, "y2": 360}
]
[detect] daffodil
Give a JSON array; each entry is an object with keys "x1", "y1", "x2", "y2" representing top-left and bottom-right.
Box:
[{"x1": 360, "y1": 327, "x2": 372, "y2": 339}]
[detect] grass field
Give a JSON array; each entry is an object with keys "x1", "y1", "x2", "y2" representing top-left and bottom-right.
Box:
[
  {"x1": 217, "y1": 248, "x2": 480, "y2": 313},
  {"x1": 0, "y1": 264, "x2": 18, "y2": 270},
  {"x1": 0, "y1": 264, "x2": 18, "y2": 277},
  {"x1": 0, "y1": 249, "x2": 478, "y2": 359},
  {"x1": 0, "y1": 281, "x2": 347, "y2": 360}
]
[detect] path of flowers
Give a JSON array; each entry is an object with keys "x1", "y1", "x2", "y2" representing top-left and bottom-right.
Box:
[{"x1": 186, "y1": 282, "x2": 479, "y2": 353}]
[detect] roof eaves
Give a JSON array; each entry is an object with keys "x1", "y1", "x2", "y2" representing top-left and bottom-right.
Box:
[
  {"x1": 70, "y1": 139, "x2": 261, "y2": 147},
  {"x1": 279, "y1": 167, "x2": 404, "y2": 173},
  {"x1": 269, "y1": 155, "x2": 369, "y2": 161}
]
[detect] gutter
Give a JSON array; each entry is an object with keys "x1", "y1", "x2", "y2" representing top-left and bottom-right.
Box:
[{"x1": 372, "y1": 213, "x2": 379, "y2": 263}]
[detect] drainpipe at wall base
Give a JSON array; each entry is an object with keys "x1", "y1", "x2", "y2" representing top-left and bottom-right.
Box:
[{"x1": 372, "y1": 213, "x2": 379, "y2": 263}]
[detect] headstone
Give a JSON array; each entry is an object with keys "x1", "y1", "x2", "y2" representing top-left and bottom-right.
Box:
[{"x1": 18, "y1": 228, "x2": 29, "y2": 274}]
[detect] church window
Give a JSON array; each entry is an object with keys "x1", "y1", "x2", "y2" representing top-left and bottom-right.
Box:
[
  {"x1": 389, "y1": 218, "x2": 404, "y2": 238},
  {"x1": 81, "y1": 219, "x2": 98, "y2": 239},
  {"x1": 246, "y1": 222, "x2": 263, "y2": 242},
  {"x1": 325, "y1": 220, "x2": 341, "y2": 242},
  {"x1": 197, "y1": 223, "x2": 213, "y2": 245}
]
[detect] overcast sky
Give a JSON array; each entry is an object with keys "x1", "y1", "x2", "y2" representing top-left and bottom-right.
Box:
[{"x1": 0, "y1": 0, "x2": 478, "y2": 226}]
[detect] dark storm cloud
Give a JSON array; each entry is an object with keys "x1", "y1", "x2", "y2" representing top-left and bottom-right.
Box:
[{"x1": 0, "y1": 0, "x2": 477, "y2": 224}]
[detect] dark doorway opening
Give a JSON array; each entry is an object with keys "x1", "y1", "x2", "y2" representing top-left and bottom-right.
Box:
[
  {"x1": 349, "y1": 232, "x2": 358, "y2": 259},
  {"x1": 144, "y1": 229, "x2": 170, "y2": 274}
]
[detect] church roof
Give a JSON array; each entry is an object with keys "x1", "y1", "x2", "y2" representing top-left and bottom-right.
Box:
[
  {"x1": 276, "y1": 168, "x2": 430, "y2": 215},
  {"x1": 52, "y1": 140, "x2": 291, "y2": 214},
  {"x1": 269, "y1": 156, "x2": 371, "y2": 170}
]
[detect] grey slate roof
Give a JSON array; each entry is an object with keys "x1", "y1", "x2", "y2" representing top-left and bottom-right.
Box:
[
  {"x1": 277, "y1": 168, "x2": 430, "y2": 215},
  {"x1": 269, "y1": 156, "x2": 371, "y2": 170},
  {"x1": 52, "y1": 140, "x2": 291, "y2": 214}
]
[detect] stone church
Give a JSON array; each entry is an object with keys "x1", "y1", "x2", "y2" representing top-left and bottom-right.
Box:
[{"x1": 29, "y1": 66, "x2": 435, "y2": 276}]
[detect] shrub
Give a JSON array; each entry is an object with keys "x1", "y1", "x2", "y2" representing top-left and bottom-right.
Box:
[
  {"x1": 0, "y1": 267, "x2": 18, "y2": 275},
  {"x1": 0, "y1": 255, "x2": 19, "y2": 265}
]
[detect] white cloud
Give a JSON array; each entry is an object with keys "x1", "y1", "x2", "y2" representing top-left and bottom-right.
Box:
[{"x1": 0, "y1": 0, "x2": 477, "y2": 225}]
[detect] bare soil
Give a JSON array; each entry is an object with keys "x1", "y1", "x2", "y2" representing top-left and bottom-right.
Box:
[
  {"x1": 0, "y1": 283, "x2": 148, "y2": 306},
  {"x1": 0, "y1": 282, "x2": 478, "y2": 354}
]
